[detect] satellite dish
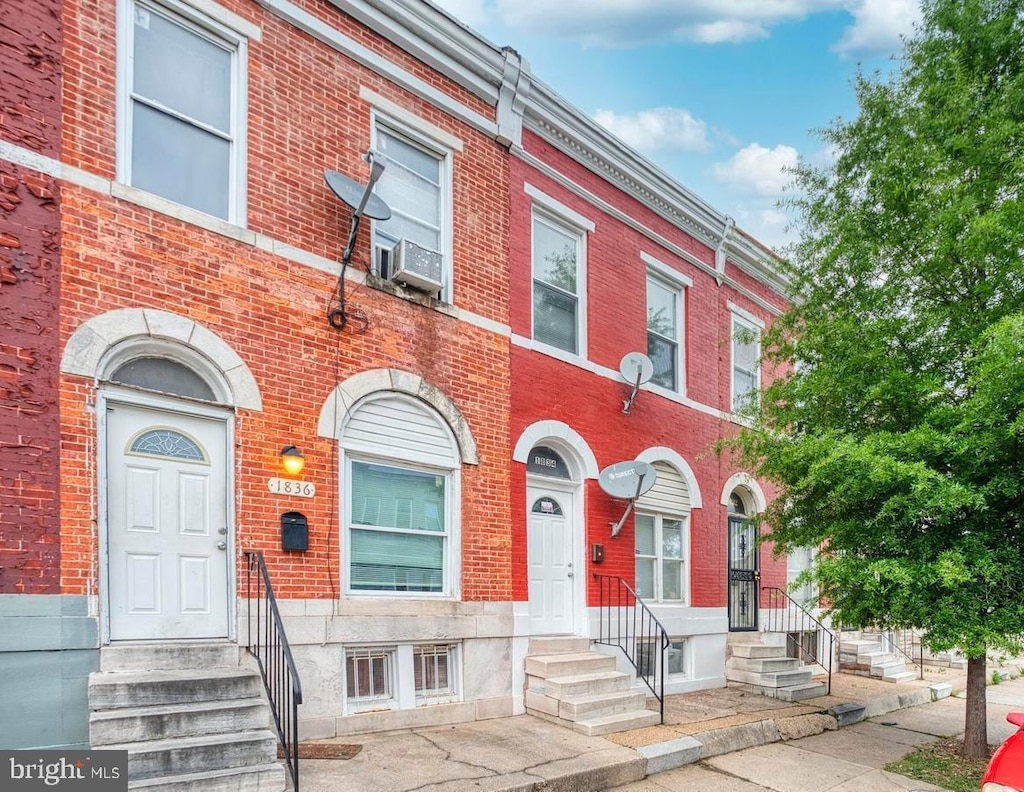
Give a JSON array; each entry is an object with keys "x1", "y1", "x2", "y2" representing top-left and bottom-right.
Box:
[
  {"x1": 619, "y1": 352, "x2": 654, "y2": 386},
  {"x1": 619, "y1": 352, "x2": 654, "y2": 414},
  {"x1": 324, "y1": 170, "x2": 391, "y2": 221},
  {"x1": 600, "y1": 460, "x2": 658, "y2": 538},
  {"x1": 599, "y1": 460, "x2": 657, "y2": 499}
]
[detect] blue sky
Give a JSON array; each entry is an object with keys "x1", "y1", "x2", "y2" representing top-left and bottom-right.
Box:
[{"x1": 431, "y1": 0, "x2": 921, "y2": 252}]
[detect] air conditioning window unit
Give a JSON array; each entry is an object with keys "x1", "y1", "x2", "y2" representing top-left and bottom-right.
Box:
[{"x1": 390, "y1": 239, "x2": 443, "y2": 294}]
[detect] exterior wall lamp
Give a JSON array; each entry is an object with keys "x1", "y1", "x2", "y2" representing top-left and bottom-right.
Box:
[{"x1": 280, "y1": 445, "x2": 305, "y2": 476}]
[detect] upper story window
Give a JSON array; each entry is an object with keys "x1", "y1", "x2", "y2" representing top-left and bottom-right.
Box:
[
  {"x1": 731, "y1": 312, "x2": 762, "y2": 414},
  {"x1": 532, "y1": 213, "x2": 583, "y2": 354},
  {"x1": 119, "y1": 0, "x2": 248, "y2": 222},
  {"x1": 372, "y1": 120, "x2": 452, "y2": 301},
  {"x1": 647, "y1": 274, "x2": 682, "y2": 391}
]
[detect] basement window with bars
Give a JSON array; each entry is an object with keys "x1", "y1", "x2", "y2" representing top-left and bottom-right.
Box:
[
  {"x1": 636, "y1": 638, "x2": 688, "y2": 678},
  {"x1": 344, "y1": 643, "x2": 460, "y2": 713},
  {"x1": 345, "y1": 647, "x2": 394, "y2": 710}
]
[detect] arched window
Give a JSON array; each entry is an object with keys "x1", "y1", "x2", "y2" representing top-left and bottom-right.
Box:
[
  {"x1": 526, "y1": 445, "x2": 571, "y2": 479},
  {"x1": 342, "y1": 395, "x2": 459, "y2": 596},
  {"x1": 110, "y1": 356, "x2": 216, "y2": 401},
  {"x1": 634, "y1": 461, "x2": 690, "y2": 604}
]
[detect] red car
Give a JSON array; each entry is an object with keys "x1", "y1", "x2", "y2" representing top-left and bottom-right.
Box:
[{"x1": 983, "y1": 713, "x2": 1024, "y2": 791}]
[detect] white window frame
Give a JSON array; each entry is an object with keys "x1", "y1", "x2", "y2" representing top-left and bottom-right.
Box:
[
  {"x1": 634, "y1": 511, "x2": 689, "y2": 605},
  {"x1": 370, "y1": 112, "x2": 454, "y2": 303},
  {"x1": 645, "y1": 271, "x2": 684, "y2": 394},
  {"x1": 730, "y1": 310, "x2": 763, "y2": 414},
  {"x1": 530, "y1": 210, "x2": 587, "y2": 358},
  {"x1": 116, "y1": 0, "x2": 250, "y2": 224},
  {"x1": 343, "y1": 642, "x2": 461, "y2": 714},
  {"x1": 342, "y1": 454, "x2": 455, "y2": 598}
]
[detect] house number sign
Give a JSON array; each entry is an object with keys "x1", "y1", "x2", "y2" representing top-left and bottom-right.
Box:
[{"x1": 267, "y1": 478, "x2": 315, "y2": 498}]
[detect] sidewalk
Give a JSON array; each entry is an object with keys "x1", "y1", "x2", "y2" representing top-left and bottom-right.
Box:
[{"x1": 291, "y1": 663, "x2": 1004, "y2": 792}]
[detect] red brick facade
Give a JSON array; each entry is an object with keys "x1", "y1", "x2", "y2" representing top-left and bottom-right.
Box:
[
  {"x1": 54, "y1": 0, "x2": 512, "y2": 601},
  {"x1": 0, "y1": 0, "x2": 63, "y2": 594},
  {"x1": 509, "y1": 129, "x2": 788, "y2": 611}
]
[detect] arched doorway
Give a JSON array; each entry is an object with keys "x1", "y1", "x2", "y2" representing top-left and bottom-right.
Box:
[
  {"x1": 102, "y1": 354, "x2": 232, "y2": 640},
  {"x1": 526, "y1": 445, "x2": 581, "y2": 635},
  {"x1": 727, "y1": 490, "x2": 758, "y2": 631}
]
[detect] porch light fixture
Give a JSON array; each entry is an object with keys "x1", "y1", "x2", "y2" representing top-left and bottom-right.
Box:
[{"x1": 281, "y1": 445, "x2": 305, "y2": 476}]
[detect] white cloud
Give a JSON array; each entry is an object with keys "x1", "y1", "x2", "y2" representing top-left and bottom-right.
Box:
[
  {"x1": 833, "y1": 0, "x2": 921, "y2": 58},
  {"x1": 483, "y1": 0, "x2": 847, "y2": 47},
  {"x1": 593, "y1": 107, "x2": 711, "y2": 153},
  {"x1": 713, "y1": 143, "x2": 799, "y2": 196},
  {"x1": 430, "y1": 0, "x2": 490, "y2": 28}
]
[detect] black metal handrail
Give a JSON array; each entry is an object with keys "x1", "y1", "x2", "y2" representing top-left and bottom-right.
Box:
[
  {"x1": 761, "y1": 586, "x2": 834, "y2": 694},
  {"x1": 878, "y1": 628, "x2": 924, "y2": 679},
  {"x1": 593, "y1": 574, "x2": 671, "y2": 723},
  {"x1": 245, "y1": 551, "x2": 302, "y2": 791}
]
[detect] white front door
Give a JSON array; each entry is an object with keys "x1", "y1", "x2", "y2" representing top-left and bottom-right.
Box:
[
  {"x1": 527, "y1": 487, "x2": 575, "y2": 634},
  {"x1": 106, "y1": 402, "x2": 229, "y2": 640}
]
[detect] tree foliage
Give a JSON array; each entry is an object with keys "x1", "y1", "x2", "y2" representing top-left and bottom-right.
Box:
[{"x1": 732, "y1": 0, "x2": 1024, "y2": 755}]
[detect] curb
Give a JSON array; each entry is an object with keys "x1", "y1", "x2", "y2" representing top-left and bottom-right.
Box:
[{"x1": 640, "y1": 678, "x2": 967, "y2": 777}]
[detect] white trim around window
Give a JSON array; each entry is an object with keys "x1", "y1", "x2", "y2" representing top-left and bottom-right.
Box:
[
  {"x1": 529, "y1": 207, "x2": 588, "y2": 359},
  {"x1": 646, "y1": 269, "x2": 685, "y2": 395},
  {"x1": 116, "y1": 0, "x2": 250, "y2": 224},
  {"x1": 369, "y1": 110, "x2": 454, "y2": 303},
  {"x1": 730, "y1": 312, "x2": 762, "y2": 414},
  {"x1": 634, "y1": 510, "x2": 689, "y2": 605}
]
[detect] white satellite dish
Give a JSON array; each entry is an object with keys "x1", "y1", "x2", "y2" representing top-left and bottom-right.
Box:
[
  {"x1": 598, "y1": 460, "x2": 656, "y2": 499},
  {"x1": 599, "y1": 460, "x2": 658, "y2": 537},
  {"x1": 619, "y1": 352, "x2": 654, "y2": 386},
  {"x1": 619, "y1": 352, "x2": 654, "y2": 414}
]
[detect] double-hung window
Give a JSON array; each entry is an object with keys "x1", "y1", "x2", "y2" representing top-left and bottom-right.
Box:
[
  {"x1": 120, "y1": 0, "x2": 247, "y2": 222},
  {"x1": 348, "y1": 460, "x2": 448, "y2": 593},
  {"x1": 634, "y1": 512, "x2": 686, "y2": 603},
  {"x1": 532, "y1": 213, "x2": 582, "y2": 354},
  {"x1": 647, "y1": 274, "x2": 682, "y2": 391},
  {"x1": 372, "y1": 121, "x2": 451, "y2": 299},
  {"x1": 731, "y1": 312, "x2": 762, "y2": 413}
]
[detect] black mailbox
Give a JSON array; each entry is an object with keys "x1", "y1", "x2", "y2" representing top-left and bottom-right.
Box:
[{"x1": 281, "y1": 511, "x2": 309, "y2": 552}]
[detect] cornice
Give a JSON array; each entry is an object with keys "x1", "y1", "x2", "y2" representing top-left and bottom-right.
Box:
[{"x1": 269, "y1": 0, "x2": 788, "y2": 297}]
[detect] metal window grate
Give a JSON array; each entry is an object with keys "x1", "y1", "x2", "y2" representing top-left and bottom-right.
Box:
[{"x1": 346, "y1": 647, "x2": 394, "y2": 701}]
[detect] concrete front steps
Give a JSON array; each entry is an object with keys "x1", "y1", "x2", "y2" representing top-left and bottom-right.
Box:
[
  {"x1": 89, "y1": 643, "x2": 285, "y2": 791},
  {"x1": 524, "y1": 637, "x2": 660, "y2": 737},
  {"x1": 725, "y1": 641, "x2": 827, "y2": 701},
  {"x1": 839, "y1": 638, "x2": 919, "y2": 683}
]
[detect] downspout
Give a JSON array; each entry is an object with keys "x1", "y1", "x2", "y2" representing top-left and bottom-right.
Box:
[
  {"x1": 496, "y1": 47, "x2": 529, "y2": 149},
  {"x1": 715, "y1": 216, "x2": 735, "y2": 285}
]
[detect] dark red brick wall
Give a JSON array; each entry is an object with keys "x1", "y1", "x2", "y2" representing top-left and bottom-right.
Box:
[{"x1": 0, "y1": 0, "x2": 63, "y2": 593}]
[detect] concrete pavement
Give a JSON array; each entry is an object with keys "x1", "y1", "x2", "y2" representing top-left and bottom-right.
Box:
[{"x1": 291, "y1": 671, "x2": 1024, "y2": 792}]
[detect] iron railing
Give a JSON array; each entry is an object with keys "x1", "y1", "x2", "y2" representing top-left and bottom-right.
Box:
[
  {"x1": 245, "y1": 551, "x2": 302, "y2": 791},
  {"x1": 878, "y1": 628, "x2": 924, "y2": 679},
  {"x1": 761, "y1": 586, "x2": 834, "y2": 694},
  {"x1": 593, "y1": 574, "x2": 671, "y2": 723}
]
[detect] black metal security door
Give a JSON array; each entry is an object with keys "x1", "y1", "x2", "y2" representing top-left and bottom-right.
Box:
[{"x1": 728, "y1": 516, "x2": 759, "y2": 631}]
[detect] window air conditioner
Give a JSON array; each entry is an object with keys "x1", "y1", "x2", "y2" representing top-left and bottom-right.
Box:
[{"x1": 390, "y1": 239, "x2": 443, "y2": 293}]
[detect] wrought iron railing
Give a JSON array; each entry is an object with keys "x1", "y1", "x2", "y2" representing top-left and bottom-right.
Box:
[
  {"x1": 761, "y1": 586, "x2": 834, "y2": 694},
  {"x1": 878, "y1": 628, "x2": 924, "y2": 679},
  {"x1": 245, "y1": 551, "x2": 302, "y2": 791},
  {"x1": 593, "y1": 574, "x2": 671, "y2": 723}
]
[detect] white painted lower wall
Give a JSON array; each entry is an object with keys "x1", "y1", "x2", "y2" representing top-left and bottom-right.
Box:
[{"x1": 247, "y1": 600, "x2": 736, "y2": 737}]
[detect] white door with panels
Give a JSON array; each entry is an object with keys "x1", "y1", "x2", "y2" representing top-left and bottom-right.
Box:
[
  {"x1": 106, "y1": 402, "x2": 229, "y2": 640},
  {"x1": 527, "y1": 487, "x2": 575, "y2": 634}
]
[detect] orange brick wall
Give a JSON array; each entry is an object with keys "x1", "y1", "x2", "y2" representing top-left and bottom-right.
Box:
[{"x1": 56, "y1": 0, "x2": 512, "y2": 601}]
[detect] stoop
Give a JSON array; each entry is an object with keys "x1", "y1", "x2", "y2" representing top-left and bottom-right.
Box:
[{"x1": 89, "y1": 643, "x2": 285, "y2": 791}]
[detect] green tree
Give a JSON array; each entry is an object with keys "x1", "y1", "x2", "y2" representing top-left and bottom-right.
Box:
[{"x1": 735, "y1": 0, "x2": 1024, "y2": 758}]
